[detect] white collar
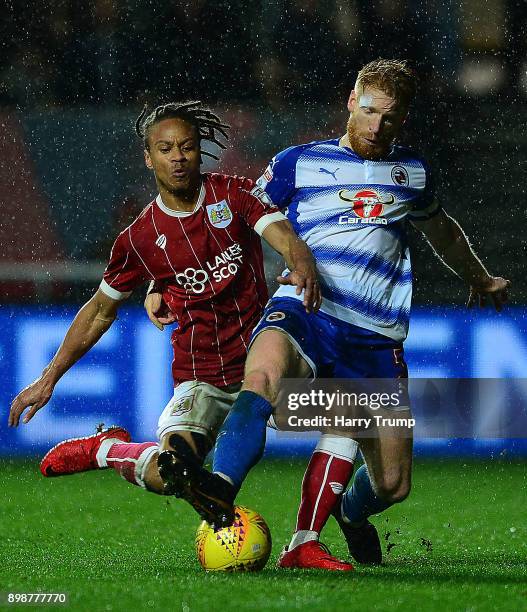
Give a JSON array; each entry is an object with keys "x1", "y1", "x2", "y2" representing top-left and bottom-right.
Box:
[{"x1": 155, "y1": 182, "x2": 205, "y2": 217}]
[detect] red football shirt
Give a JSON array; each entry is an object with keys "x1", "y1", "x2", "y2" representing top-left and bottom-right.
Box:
[{"x1": 100, "y1": 173, "x2": 285, "y2": 387}]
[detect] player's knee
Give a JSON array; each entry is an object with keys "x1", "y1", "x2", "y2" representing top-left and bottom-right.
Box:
[
  {"x1": 389, "y1": 481, "x2": 411, "y2": 504},
  {"x1": 374, "y1": 473, "x2": 411, "y2": 504},
  {"x1": 243, "y1": 367, "x2": 281, "y2": 403}
]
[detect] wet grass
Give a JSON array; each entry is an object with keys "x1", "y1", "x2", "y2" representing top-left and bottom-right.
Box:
[{"x1": 0, "y1": 458, "x2": 525, "y2": 611}]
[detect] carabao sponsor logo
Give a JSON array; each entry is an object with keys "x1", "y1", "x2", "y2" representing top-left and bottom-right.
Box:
[{"x1": 338, "y1": 189, "x2": 394, "y2": 225}]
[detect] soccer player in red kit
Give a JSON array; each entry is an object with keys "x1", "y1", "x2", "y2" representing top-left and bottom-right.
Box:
[
  {"x1": 9, "y1": 102, "x2": 316, "y2": 492},
  {"x1": 9, "y1": 102, "x2": 358, "y2": 569}
]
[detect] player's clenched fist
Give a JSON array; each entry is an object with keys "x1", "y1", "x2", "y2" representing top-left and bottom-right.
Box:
[
  {"x1": 9, "y1": 376, "x2": 54, "y2": 427},
  {"x1": 144, "y1": 291, "x2": 176, "y2": 331}
]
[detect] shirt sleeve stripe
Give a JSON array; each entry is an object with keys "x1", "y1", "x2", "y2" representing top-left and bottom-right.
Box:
[
  {"x1": 253, "y1": 211, "x2": 287, "y2": 236},
  {"x1": 99, "y1": 279, "x2": 131, "y2": 301}
]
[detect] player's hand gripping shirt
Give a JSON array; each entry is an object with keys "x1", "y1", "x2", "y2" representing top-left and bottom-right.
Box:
[
  {"x1": 100, "y1": 173, "x2": 285, "y2": 387},
  {"x1": 256, "y1": 140, "x2": 439, "y2": 341}
]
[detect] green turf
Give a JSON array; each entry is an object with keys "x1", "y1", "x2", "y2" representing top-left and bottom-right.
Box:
[{"x1": 0, "y1": 458, "x2": 525, "y2": 611}]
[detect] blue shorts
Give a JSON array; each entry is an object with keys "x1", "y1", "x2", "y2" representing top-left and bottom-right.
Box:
[{"x1": 250, "y1": 297, "x2": 408, "y2": 379}]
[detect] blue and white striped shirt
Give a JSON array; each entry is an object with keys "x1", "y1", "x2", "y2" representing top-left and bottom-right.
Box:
[{"x1": 256, "y1": 139, "x2": 439, "y2": 341}]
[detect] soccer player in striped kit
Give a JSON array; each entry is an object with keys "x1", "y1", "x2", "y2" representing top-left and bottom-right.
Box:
[{"x1": 169, "y1": 59, "x2": 510, "y2": 569}]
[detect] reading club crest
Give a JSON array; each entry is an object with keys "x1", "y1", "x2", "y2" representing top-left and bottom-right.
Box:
[
  {"x1": 391, "y1": 165, "x2": 409, "y2": 186},
  {"x1": 206, "y1": 200, "x2": 233, "y2": 228}
]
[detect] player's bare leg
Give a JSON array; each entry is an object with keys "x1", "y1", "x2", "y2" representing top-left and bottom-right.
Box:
[
  {"x1": 210, "y1": 330, "x2": 311, "y2": 511},
  {"x1": 336, "y1": 415, "x2": 413, "y2": 564},
  {"x1": 241, "y1": 329, "x2": 312, "y2": 401},
  {"x1": 97, "y1": 429, "x2": 212, "y2": 495},
  {"x1": 157, "y1": 330, "x2": 309, "y2": 526},
  {"x1": 243, "y1": 332, "x2": 356, "y2": 569},
  {"x1": 134, "y1": 431, "x2": 212, "y2": 495},
  {"x1": 140, "y1": 454, "x2": 164, "y2": 493},
  {"x1": 358, "y1": 426, "x2": 413, "y2": 504}
]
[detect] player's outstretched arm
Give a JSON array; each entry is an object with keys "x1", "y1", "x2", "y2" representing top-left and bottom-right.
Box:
[
  {"x1": 412, "y1": 209, "x2": 510, "y2": 311},
  {"x1": 261, "y1": 220, "x2": 321, "y2": 313},
  {"x1": 8, "y1": 290, "x2": 121, "y2": 427}
]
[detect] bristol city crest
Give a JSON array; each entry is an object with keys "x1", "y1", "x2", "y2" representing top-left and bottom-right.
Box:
[
  {"x1": 206, "y1": 200, "x2": 233, "y2": 228},
  {"x1": 338, "y1": 189, "x2": 394, "y2": 218}
]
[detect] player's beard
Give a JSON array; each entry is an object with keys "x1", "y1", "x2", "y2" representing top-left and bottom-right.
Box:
[{"x1": 346, "y1": 116, "x2": 392, "y2": 161}]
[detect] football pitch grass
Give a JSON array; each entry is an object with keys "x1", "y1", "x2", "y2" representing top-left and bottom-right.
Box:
[{"x1": 1, "y1": 458, "x2": 525, "y2": 611}]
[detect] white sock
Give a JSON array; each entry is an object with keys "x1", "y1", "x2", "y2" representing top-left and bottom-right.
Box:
[
  {"x1": 288, "y1": 529, "x2": 318, "y2": 550},
  {"x1": 96, "y1": 438, "x2": 126, "y2": 468},
  {"x1": 316, "y1": 434, "x2": 359, "y2": 461}
]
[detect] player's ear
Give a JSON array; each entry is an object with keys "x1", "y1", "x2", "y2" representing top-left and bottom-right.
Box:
[
  {"x1": 347, "y1": 90, "x2": 357, "y2": 113},
  {"x1": 144, "y1": 149, "x2": 153, "y2": 170}
]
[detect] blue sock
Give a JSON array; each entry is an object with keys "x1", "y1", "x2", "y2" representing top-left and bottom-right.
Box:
[
  {"x1": 341, "y1": 464, "x2": 392, "y2": 524},
  {"x1": 213, "y1": 390, "x2": 273, "y2": 492}
]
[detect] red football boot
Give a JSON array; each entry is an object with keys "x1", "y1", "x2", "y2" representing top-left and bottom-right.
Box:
[
  {"x1": 278, "y1": 541, "x2": 354, "y2": 571},
  {"x1": 40, "y1": 424, "x2": 130, "y2": 477}
]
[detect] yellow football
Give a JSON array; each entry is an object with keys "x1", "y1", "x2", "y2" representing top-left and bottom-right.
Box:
[{"x1": 195, "y1": 506, "x2": 272, "y2": 572}]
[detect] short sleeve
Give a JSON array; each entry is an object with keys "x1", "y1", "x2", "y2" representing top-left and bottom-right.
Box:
[
  {"x1": 229, "y1": 176, "x2": 286, "y2": 236},
  {"x1": 407, "y1": 159, "x2": 441, "y2": 221},
  {"x1": 255, "y1": 146, "x2": 300, "y2": 209},
  {"x1": 100, "y1": 231, "x2": 149, "y2": 300}
]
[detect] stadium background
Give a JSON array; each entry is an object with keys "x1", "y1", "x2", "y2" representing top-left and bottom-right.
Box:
[{"x1": 1, "y1": 2, "x2": 526, "y2": 610}]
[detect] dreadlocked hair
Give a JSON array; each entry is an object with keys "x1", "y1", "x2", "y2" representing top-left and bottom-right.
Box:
[
  {"x1": 135, "y1": 101, "x2": 230, "y2": 160},
  {"x1": 356, "y1": 59, "x2": 417, "y2": 108}
]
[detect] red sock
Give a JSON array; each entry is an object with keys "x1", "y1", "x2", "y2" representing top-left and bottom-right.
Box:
[
  {"x1": 103, "y1": 442, "x2": 158, "y2": 488},
  {"x1": 295, "y1": 450, "x2": 355, "y2": 533}
]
